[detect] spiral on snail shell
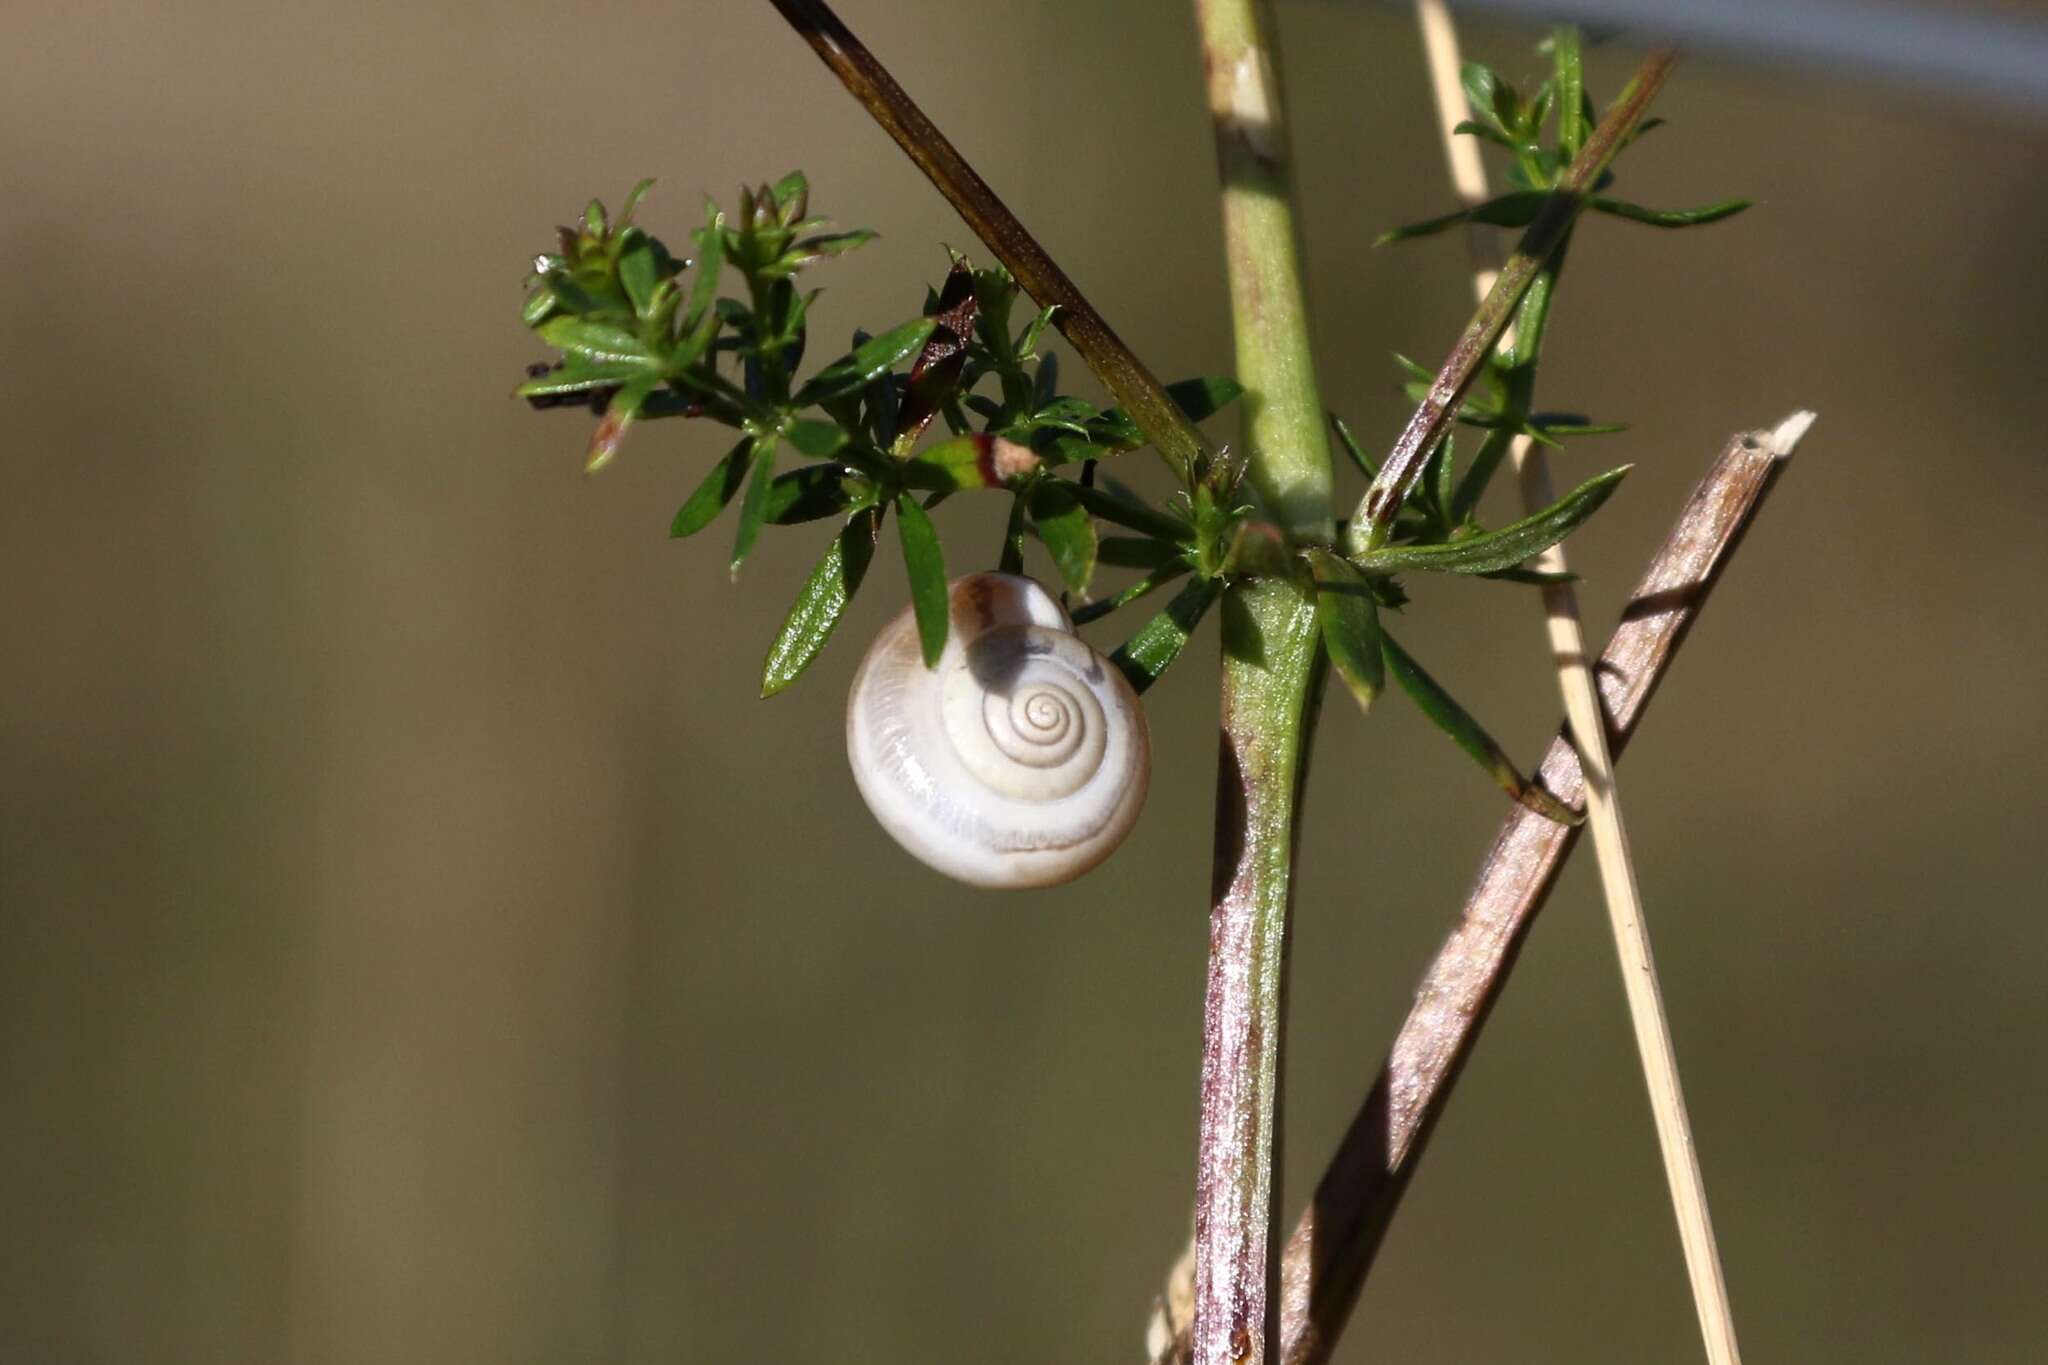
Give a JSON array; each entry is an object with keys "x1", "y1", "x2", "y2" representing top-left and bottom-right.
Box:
[{"x1": 846, "y1": 573, "x2": 1150, "y2": 889}]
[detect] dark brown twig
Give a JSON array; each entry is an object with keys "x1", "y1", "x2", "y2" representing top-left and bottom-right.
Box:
[
  {"x1": 1349, "y1": 48, "x2": 1676, "y2": 554},
  {"x1": 1153, "y1": 417, "x2": 1805, "y2": 1365},
  {"x1": 766, "y1": 0, "x2": 1215, "y2": 485}
]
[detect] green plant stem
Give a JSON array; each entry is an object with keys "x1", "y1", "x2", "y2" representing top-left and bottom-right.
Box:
[
  {"x1": 1347, "y1": 47, "x2": 1676, "y2": 555},
  {"x1": 1189, "y1": 3, "x2": 1334, "y2": 1362},
  {"x1": 1196, "y1": 0, "x2": 1335, "y2": 540},
  {"x1": 766, "y1": 0, "x2": 1214, "y2": 486},
  {"x1": 1152, "y1": 416, "x2": 1808, "y2": 1365},
  {"x1": 1201, "y1": 579, "x2": 1320, "y2": 1365}
]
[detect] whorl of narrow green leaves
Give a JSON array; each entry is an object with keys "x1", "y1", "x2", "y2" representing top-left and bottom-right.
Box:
[
  {"x1": 517, "y1": 175, "x2": 1240, "y2": 698},
  {"x1": 1355, "y1": 40, "x2": 1741, "y2": 549},
  {"x1": 1377, "y1": 191, "x2": 1749, "y2": 246}
]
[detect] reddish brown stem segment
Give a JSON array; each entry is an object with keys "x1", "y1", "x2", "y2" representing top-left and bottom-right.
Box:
[
  {"x1": 766, "y1": 0, "x2": 1214, "y2": 485},
  {"x1": 1154, "y1": 423, "x2": 1796, "y2": 1365},
  {"x1": 1195, "y1": 581, "x2": 1322, "y2": 1365}
]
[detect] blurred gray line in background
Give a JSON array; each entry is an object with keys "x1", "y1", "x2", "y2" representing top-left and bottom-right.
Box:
[{"x1": 1391, "y1": 0, "x2": 2048, "y2": 114}]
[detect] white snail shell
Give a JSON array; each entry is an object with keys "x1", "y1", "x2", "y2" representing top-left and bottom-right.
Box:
[{"x1": 846, "y1": 573, "x2": 1150, "y2": 889}]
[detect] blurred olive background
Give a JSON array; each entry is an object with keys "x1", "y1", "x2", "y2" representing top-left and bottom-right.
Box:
[{"x1": 5, "y1": 1, "x2": 2046, "y2": 1361}]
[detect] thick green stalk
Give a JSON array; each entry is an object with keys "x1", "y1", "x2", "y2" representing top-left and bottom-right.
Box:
[
  {"x1": 1197, "y1": 0, "x2": 1335, "y2": 540},
  {"x1": 1191, "y1": 3, "x2": 1333, "y2": 1363}
]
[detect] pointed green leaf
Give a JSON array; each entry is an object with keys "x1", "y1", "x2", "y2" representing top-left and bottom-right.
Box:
[
  {"x1": 671, "y1": 293, "x2": 723, "y2": 372},
  {"x1": 1449, "y1": 427, "x2": 1517, "y2": 525},
  {"x1": 541, "y1": 269, "x2": 624, "y2": 321},
  {"x1": 1461, "y1": 62, "x2": 1506, "y2": 134},
  {"x1": 788, "y1": 228, "x2": 876, "y2": 263},
  {"x1": 1481, "y1": 565, "x2": 1577, "y2": 585},
  {"x1": 1331, "y1": 411, "x2": 1378, "y2": 479},
  {"x1": 1028, "y1": 481, "x2": 1097, "y2": 595},
  {"x1": 1024, "y1": 395, "x2": 1098, "y2": 437},
  {"x1": 895, "y1": 493, "x2": 949, "y2": 667},
  {"x1": 1307, "y1": 549, "x2": 1383, "y2": 715},
  {"x1": 1528, "y1": 414, "x2": 1629, "y2": 438},
  {"x1": 1375, "y1": 191, "x2": 1550, "y2": 246},
  {"x1": 761, "y1": 506, "x2": 881, "y2": 697},
  {"x1": 1354, "y1": 466, "x2": 1628, "y2": 576},
  {"x1": 618, "y1": 178, "x2": 655, "y2": 227},
  {"x1": 1452, "y1": 118, "x2": 1516, "y2": 150},
  {"x1": 536, "y1": 317, "x2": 658, "y2": 367},
  {"x1": 522, "y1": 283, "x2": 558, "y2": 326},
  {"x1": 729, "y1": 438, "x2": 778, "y2": 575},
  {"x1": 1589, "y1": 196, "x2": 1752, "y2": 228},
  {"x1": 782, "y1": 418, "x2": 848, "y2": 459},
  {"x1": 1527, "y1": 78, "x2": 1556, "y2": 140},
  {"x1": 1109, "y1": 576, "x2": 1221, "y2": 695},
  {"x1": 517, "y1": 358, "x2": 646, "y2": 398},
  {"x1": 1070, "y1": 563, "x2": 1189, "y2": 625},
  {"x1": 1621, "y1": 116, "x2": 1668, "y2": 149},
  {"x1": 1432, "y1": 433, "x2": 1458, "y2": 519},
  {"x1": 1164, "y1": 375, "x2": 1244, "y2": 424},
  {"x1": 792, "y1": 316, "x2": 936, "y2": 407},
  {"x1": 997, "y1": 493, "x2": 1028, "y2": 576},
  {"x1": 1087, "y1": 376, "x2": 1246, "y2": 451},
  {"x1": 670, "y1": 438, "x2": 752, "y2": 538},
  {"x1": 684, "y1": 205, "x2": 726, "y2": 329},
  {"x1": 1016, "y1": 303, "x2": 1058, "y2": 358},
  {"x1": 1066, "y1": 482, "x2": 1189, "y2": 542},
  {"x1": 769, "y1": 170, "x2": 809, "y2": 219},
  {"x1": 1489, "y1": 70, "x2": 1521, "y2": 132},
  {"x1": 617, "y1": 231, "x2": 661, "y2": 319},
  {"x1": 1096, "y1": 536, "x2": 1185, "y2": 570},
  {"x1": 766, "y1": 463, "x2": 865, "y2": 526},
  {"x1": 585, "y1": 374, "x2": 659, "y2": 474},
  {"x1": 1382, "y1": 631, "x2": 1581, "y2": 824}
]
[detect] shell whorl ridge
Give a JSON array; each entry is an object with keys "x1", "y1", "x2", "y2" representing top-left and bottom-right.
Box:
[{"x1": 846, "y1": 573, "x2": 1150, "y2": 889}]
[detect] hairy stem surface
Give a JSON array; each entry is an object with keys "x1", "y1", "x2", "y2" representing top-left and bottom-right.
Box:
[
  {"x1": 1199, "y1": 582, "x2": 1319, "y2": 1365},
  {"x1": 1153, "y1": 417, "x2": 1807, "y2": 1365}
]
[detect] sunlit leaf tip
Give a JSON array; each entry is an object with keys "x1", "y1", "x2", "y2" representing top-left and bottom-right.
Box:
[
  {"x1": 761, "y1": 507, "x2": 880, "y2": 697},
  {"x1": 894, "y1": 493, "x2": 949, "y2": 667},
  {"x1": 1110, "y1": 576, "x2": 1221, "y2": 695},
  {"x1": 1306, "y1": 549, "x2": 1383, "y2": 714},
  {"x1": 1382, "y1": 631, "x2": 1582, "y2": 826}
]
